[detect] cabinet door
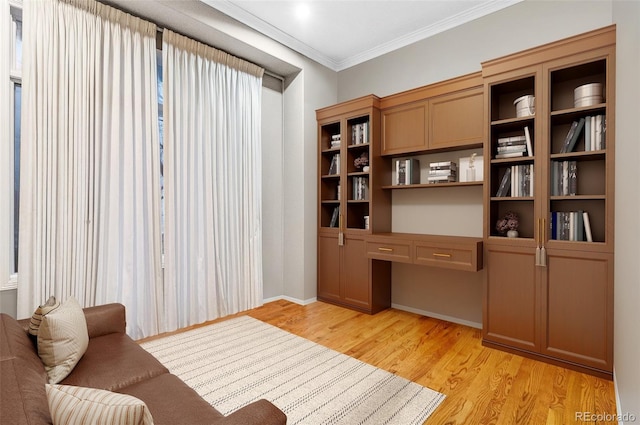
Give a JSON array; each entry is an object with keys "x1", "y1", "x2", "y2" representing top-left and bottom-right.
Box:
[
  {"x1": 541, "y1": 249, "x2": 613, "y2": 372},
  {"x1": 318, "y1": 234, "x2": 341, "y2": 302},
  {"x1": 381, "y1": 100, "x2": 428, "y2": 155},
  {"x1": 342, "y1": 236, "x2": 371, "y2": 311},
  {"x1": 483, "y1": 243, "x2": 539, "y2": 352},
  {"x1": 429, "y1": 88, "x2": 484, "y2": 150}
]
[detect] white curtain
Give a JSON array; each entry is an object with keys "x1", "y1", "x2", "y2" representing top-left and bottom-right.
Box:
[
  {"x1": 162, "y1": 30, "x2": 264, "y2": 332},
  {"x1": 18, "y1": 0, "x2": 163, "y2": 339}
]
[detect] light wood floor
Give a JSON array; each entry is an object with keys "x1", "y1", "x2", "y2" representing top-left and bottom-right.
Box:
[{"x1": 151, "y1": 300, "x2": 619, "y2": 425}]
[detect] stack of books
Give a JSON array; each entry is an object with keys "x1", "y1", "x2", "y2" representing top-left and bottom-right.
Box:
[
  {"x1": 428, "y1": 161, "x2": 457, "y2": 184},
  {"x1": 496, "y1": 135, "x2": 528, "y2": 158},
  {"x1": 330, "y1": 134, "x2": 341, "y2": 149}
]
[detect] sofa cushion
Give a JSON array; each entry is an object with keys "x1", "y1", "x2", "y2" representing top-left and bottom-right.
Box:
[
  {"x1": 28, "y1": 295, "x2": 61, "y2": 337},
  {"x1": 46, "y1": 384, "x2": 154, "y2": 425},
  {"x1": 118, "y1": 373, "x2": 223, "y2": 425},
  {"x1": 61, "y1": 332, "x2": 168, "y2": 391},
  {"x1": 37, "y1": 297, "x2": 89, "y2": 384}
]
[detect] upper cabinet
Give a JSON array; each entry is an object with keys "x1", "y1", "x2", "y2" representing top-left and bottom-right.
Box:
[
  {"x1": 381, "y1": 100, "x2": 428, "y2": 155},
  {"x1": 429, "y1": 87, "x2": 484, "y2": 150},
  {"x1": 380, "y1": 72, "x2": 484, "y2": 156}
]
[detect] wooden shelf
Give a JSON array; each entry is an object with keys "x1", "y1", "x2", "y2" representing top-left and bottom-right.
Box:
[{"x1": 382, "y1": 181, "x2": 482, "y2": 190}]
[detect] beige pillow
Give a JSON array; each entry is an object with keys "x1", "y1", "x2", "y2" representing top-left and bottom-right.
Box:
[
  {"x1": 28, "y1": 295, "x2": 61, "y2": 337},
  {"x1": 37, "y1": 297, "x2": 89, "y2": 383},
  {"x1": 46, "y1": 384, "x2": 154, "y2": 425}
]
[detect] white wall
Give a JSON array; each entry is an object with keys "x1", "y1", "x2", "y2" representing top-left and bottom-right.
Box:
[{"x1": 612, "y1": 0, "x2": 640, "y2": 419}]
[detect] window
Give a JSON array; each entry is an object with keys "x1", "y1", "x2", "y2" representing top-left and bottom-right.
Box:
[
  {"x1": 8, "y1": 6, "x2": 22, "y2": 284},
  {"x1": 157, "y1": 48, "x2": 164, "y2": 261},
  {"x1": 13, "y1": 84, "x2": 21, "y2": 274}
]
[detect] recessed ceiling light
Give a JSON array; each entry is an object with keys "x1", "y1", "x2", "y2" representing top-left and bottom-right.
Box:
[{"x1": 295, "y1": 3, "x2": 310, "y2": 20}]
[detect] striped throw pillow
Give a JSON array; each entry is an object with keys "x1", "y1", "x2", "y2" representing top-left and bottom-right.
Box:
[
  {"x1": 37, "y1": 297, "x2": 89, "y2": 383},
  {"x1": 46, "y1": 384, "x2": 154, "y2": 425},
  {"x1": 28, "y1": 296, "x2": 61, "y2": 337}
]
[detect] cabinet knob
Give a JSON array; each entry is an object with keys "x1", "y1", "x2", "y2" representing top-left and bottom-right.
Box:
[
  {"x1": 378, "y1": 247, "x2": 394, "y2": 252},
  {"x1": 432, "y1": 253, "x2": 452, "y2": 258}
]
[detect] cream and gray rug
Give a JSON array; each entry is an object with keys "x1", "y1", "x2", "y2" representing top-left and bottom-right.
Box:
[{"x1": 140, "y1": 316, "x2": 445, "y2": 425}]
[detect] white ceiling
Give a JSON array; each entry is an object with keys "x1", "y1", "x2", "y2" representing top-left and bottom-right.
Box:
[{"x1": 203, "y1": 0, "x2": 522, "y2": 71}]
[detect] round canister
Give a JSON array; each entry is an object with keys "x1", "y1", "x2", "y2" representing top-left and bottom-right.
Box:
[
  {"x1": 514, "y1": 95, "x2": 535, "y2": 117},
  {"x1": 574, "y1": 83, "x2": 603, "y2": 107}
]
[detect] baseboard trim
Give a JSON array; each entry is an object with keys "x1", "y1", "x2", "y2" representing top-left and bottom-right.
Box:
[
  {"x1": 263, "y1": 295, "x2": 318, "y2": 306},
  {"x1": 391, "y1": 303, "x2": 482, "y2": 329}
]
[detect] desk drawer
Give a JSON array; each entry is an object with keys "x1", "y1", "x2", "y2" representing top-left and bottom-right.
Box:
[
  {"x1": 366, "y1": 239, "x2": 413, "y2": 263},
  {"x1": 414, "y1": 242, "x2": 480, "y2": 271}
]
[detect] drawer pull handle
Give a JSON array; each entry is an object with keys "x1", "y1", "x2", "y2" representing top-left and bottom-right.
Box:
[
  {"x1": 378, "y1": 247, "x2": 394, "y2": 252},
  {"x1": 433, "y1": 253, "x2": 451, "y2": 258}
]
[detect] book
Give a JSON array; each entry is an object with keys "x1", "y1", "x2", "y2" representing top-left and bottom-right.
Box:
[
  {"x1": 497, "y1": 135, "x2": 526, "y2": 145},
  {"x1": 328, "y1": 154, "x2": 340, "y2": 175},
  {"x1": 351, "y1": 122, "x2": 369, "y2": 145},
  {"x1": 429, "y1": 161, "x2": 457, "y2": 169},
  {"x1": 551, "y1": 160, "x2": 577, "y2": 196},
  {"x1": 495, "y1": 168, "x2": 511, "y2": 197},
  {"x1": 352, "y1": 177, "x2": 369, "y2": 200},
  {"x1": 560, "y1": 118, "x2": 585, "y2": 153},
  {"x1": 583, "y1": 211, "x2": 593, "y2": 242},
  {"x1": 495, "y1": 152, "x2": 525, "y2": 159},
  {"x1": 497, "y1": 145, "x2": 527, "y2": 153},
  {"x1": 329, "y1": 206, "x2": 339, "y2": 228},
  {"x1": 396, "y1": 158, "x2": 420, "y2": 185},
  {"x1": 524, "y1": 126, "x2": 533, "y2": 156}
]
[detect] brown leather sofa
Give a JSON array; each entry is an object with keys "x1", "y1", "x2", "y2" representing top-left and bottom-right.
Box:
[{"x1": 0, "y1": 303, "x2": 287, "y2": 425}]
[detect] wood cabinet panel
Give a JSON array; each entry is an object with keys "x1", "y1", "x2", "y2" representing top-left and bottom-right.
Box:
[
  {"x1": 381, "y1": 101, "x2": 428, "y2": 155},
  {"x1": 343, "y1": 237, "x2": 370, "y2": 310},
  {"x1": 317, "y1": 234, "x2": 341, "y2": 302},
  {"x1": 429, "y1": 88, "x2": 484, "y2": 150},
  {"x1": 541, "y1": 250, "x2": 613, "y2": 371},
  {"x1": 484, "y1": 244, "x2": 539, "y2": 352}
]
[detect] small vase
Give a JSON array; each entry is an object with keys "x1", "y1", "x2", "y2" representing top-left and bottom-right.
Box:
[{"x1": 507, "y1": 230, "x2": 519, "y2": 238}]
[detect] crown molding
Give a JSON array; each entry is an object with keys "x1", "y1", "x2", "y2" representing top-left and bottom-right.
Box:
[{"x1": 204, "y1": 0, "x2": 523, "y2": 72}]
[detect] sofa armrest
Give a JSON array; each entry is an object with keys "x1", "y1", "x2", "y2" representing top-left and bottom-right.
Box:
[
  {"x1": 83, "y1": 303, "x2": 126, "y2": 338},
  {"x1": 214, "y1": 400, "x2": 286, "y2": 425}
]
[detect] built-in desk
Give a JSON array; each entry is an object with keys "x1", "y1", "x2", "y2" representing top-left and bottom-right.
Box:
[{"x1": 365, "y1": 233, "x2": 483, "y2": 272}]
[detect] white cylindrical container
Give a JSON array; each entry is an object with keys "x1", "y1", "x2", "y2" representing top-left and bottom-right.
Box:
[
  {"x1": 514, "y1": 95, "x2": 535, "y2": 117},
  {"x1": 574, "y1": 83, "x2": 603, "y2": 107}
]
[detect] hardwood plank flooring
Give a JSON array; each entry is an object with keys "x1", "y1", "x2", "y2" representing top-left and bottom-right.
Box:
[{"x1": 142, "y1": 300, "x2": 618, "y2": 424}]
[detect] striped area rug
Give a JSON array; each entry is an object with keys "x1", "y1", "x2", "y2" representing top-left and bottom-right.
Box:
[{"x1": 140, "y1": 316, "x2": 445, "y2": 425}]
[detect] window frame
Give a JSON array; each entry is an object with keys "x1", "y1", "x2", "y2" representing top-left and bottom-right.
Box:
[{"x1": 2, "y1": 1, "x2": 23, "y2": 291}]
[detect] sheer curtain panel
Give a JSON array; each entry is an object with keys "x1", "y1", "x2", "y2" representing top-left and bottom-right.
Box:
[
  {"x1": 18, "y1": 0, "x2": 163, "y2": 339},
  {"x1": 162, "y1": 30, "x2": 264, "y2": 332}
]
